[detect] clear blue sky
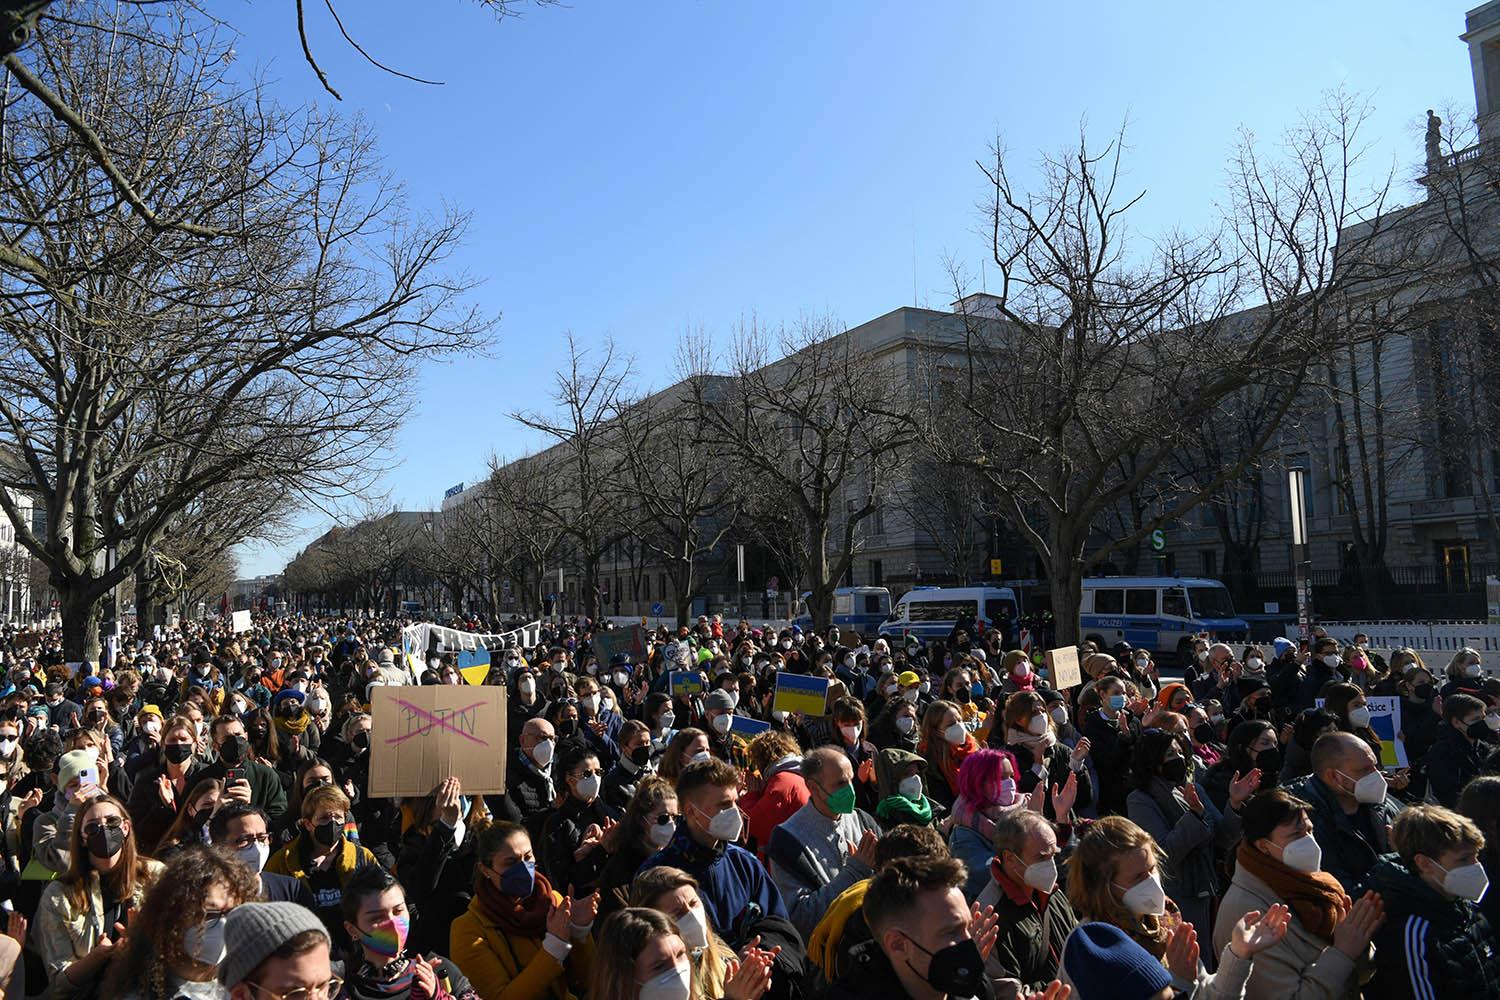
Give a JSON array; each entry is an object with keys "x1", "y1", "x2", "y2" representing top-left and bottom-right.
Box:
[{"x1": 233, "y1": 1, "x2": 1476, "y2": 576}]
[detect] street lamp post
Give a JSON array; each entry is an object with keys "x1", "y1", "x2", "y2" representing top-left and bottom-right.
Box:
[
  {"x1": 1288, "y1": 467, "x2": 1313, "y2": 641},
  {"x1": 736, "y1": 544, "x2": 746, "y2": 621}
]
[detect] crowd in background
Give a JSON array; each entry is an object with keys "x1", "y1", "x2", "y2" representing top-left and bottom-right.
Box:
[{"x1": 0, "y1": 611, "x2": 1493, "y2": 1000}]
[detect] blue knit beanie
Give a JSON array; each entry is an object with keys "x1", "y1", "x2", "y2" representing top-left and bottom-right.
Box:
[{"x1": 1062, "y1": 922, "x2": 1173, "y2": 1000}]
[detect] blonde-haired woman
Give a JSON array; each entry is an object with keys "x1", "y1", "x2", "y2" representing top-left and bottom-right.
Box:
[
  {"x1": 1065, "y1": 815, "x2": 1289, "y2": 997},
  {"x1": 630, "y1": 867, "x2": 776, "y2": 1000},
  {"x1": 1442, "y1": 646, "x2": 1486, "y2": 698}
]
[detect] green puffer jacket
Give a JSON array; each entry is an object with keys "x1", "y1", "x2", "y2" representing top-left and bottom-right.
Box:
[{"x1": 1358, "y1": 855, "x2": 1500, "y2": 1000}]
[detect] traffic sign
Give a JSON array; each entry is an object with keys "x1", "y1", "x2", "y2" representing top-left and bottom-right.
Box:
[
  {"x1": 650, "y1": 602, "x2": 665, "y2": 616},
  {"x1": 1150, "y1": 529, "x2": 1166, "y2": 552},
  {"x1": 989, "y1": 558, "x2": 1003, "y2": 576}
]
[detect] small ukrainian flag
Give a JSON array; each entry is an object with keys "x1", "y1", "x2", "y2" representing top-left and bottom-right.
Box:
[{"x1": 774, "y1": 673, "x2": 831, "y2": 717}]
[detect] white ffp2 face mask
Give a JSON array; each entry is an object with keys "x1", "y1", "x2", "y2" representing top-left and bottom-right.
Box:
[
  {"x1": 898, "y1": 774, "x2": 923, "y2": 799},
  {"x1": 1338, "y1": 769, "x2": 1387, "y2": 804},
  {"x1": 236, "y1": 841, "x2": 271, "y2": 873},
  {"x1": 1114, "y1": 873, "x2": 1167, "y2": 916},
  {"x1": 1276, "y1": 834, "x2": 1322, "y2": 874},
  {"x1": 1432, "y1": 859, "x2": 1490, "y2": 901},
  {"x1": 1021, "y1": 856, "x2": 1059, "y2": 893},
  {"x1": 638, "y1": 961, "x2": 692, "y2": 1000},
  {"x1": 944, "y1": 722, "x2": 967, "y2": 745},
  {"x1": 1347, "y1": 705, "x2": 1371, "y2": 728},
  {"x1": 185, "y1": 914, "x2": 228, "y2": 965},
  {"x1": 673, "y1": 901, "x2": 709, "y2": 950}
]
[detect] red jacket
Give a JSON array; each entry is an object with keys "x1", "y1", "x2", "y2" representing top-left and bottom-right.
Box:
[{"x1": 741, "y1": 762, "x2": 809, "y2": 861}]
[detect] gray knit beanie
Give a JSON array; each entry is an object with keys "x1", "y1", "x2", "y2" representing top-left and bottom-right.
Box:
[{"x1": 218, "y1": 901, "x2": 329, "y2": 987}]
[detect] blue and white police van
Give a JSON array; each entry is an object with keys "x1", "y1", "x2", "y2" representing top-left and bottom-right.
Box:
[
  {"x1": 877, "y1": 586, "x2": 1020, "y2": 642},
  {"x1": 1079, "y1": 576, "x2": 1248, "y2": 660},
  {"x1": 792, "y1": 586, "x2": 892, "y2": 634}
]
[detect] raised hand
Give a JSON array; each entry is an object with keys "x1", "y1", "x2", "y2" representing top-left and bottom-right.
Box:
[
  {"x1": 568, "y1": 886, "x2": 599, "y2": 928},
  {"x1": 1051, "y1": 770, "x2": 1079, "y2": 818},
  {"x1": 409, "y1": 954, "x2": 438, "y2": 999},
  {"x1": 1025, "y1": 781, "x2": 1047, "y2": 813},
  {"x1": 1227, "y1": 768, "x2": 1261, "y2": 809},
  {"x1": 5, "y1": 911, "x2": 26, "y2": 947},
  {"x1": 969, "y1": 901, "x2": 999, "y2": 960},
  {"x1": 723, "y1": 949, "x2": 775, "y2": 1000},
  {"x1": 1181, "y1": 782, "x2": 1205, "y2": 816},
  {"x1": 1332, "y1": 891, "x2": 1385, "y2": 959},
  {"x1": 437, "y1": 776, "x2": 462, "y2": 826},
  {"x1": 1229, "y1": 903, "x2": 1291, "y2": 958},
  {"x1": 545, "y1": 897, "x2": 571, "y2": 940},
  {"x1": 1022, "y1": 983, "x2": 1072, "y2": 1000},
  {"x1": 1164, "y1": 921, "x2": 1200, "y2": 981},
  {"x1": 852, "y1": 829, "x2": 880, "y2": 869},
  {"x1": 1069, "y1": 737, "x2": 1091, "y2": 766}
]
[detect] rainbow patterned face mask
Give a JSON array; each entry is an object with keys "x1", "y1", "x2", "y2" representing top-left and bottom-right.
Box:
[{"x1": 360, "y1": 913, "x2": 410, "y2": 957}]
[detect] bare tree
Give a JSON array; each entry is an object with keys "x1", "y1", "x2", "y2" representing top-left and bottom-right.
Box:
[
  {"x1": 0, "y1": 12, "x2": 489, "y2": 659},
  {"x1": 614, "y1": 383, "x2": 737, "y2": 626},
  {"x1": 891, "y1": 456, "x2": 987, "y2": 583},
  {"x1": 509, "y1": 336, "x2": 634, "y2": 621},
  {"x1": 685, "y1": 315, "x2": 912, "y2": 631},
  {"x1": 938, "y1": 104, "x2": 1416, "y2": 645}
]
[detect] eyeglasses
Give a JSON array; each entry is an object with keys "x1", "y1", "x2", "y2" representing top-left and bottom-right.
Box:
[
  {"x1": 82, "y1": 816, "x2": 125, "y2": 838},
  {"x1": 245, "y1": 976, "x2": 344, "y2": 1000},
  {"x1": 231, "y1": 833, "x2": 274, "y2": 849},
  {"x1": 652, "y1": 813, "x2": 679, "y2": 825}
]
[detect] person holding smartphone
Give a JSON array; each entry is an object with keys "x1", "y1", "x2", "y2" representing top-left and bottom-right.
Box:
[
  {"x1": 31, "y1": 748, "x2": 104, "y2": 874},
  {"x1": 201, "y1": 714, "x2": 288, "y2": 827}
]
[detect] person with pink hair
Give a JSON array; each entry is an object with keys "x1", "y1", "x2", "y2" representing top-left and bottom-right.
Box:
[{"x1": 948, "y1": 748, "x2": 1026, "y2": 900}]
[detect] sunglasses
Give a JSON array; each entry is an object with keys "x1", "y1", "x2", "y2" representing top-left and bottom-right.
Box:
[{"x1": 82, "y1": 816, "x2": 125, "y2": 838}]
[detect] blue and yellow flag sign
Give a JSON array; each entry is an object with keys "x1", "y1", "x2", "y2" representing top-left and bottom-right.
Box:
[
  {"x1": 729, "y1": 715, "x2": 771, "y2": 737},
  {"x1": 455, "y1": 648, "x2": 491, "y2": 686},
  {"x1": 670, "y1": 671, "x2": 703, "y2": 696},
  {"x1": 773, "y1": 673, "x2": 831, "y2": 717}
]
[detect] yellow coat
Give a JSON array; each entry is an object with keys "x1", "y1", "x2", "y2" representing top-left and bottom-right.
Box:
[
  {"x1": 449, "y1": 892, "x2": 595, "y2": 1000},
  {"x1": 807, "y1": 877, "x2": 872, "y2": 978}
]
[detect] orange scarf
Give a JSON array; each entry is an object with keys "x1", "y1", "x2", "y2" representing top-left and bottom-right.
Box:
[{"x1": 1235, "y1": 842, "x2": 1348, "y2": 942}]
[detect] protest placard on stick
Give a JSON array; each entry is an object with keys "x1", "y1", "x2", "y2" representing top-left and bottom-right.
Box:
[
  {"x1": 1044, "y1": 646, "x2": 1082, "y2": 689},
  {"x1": 369, "y1": 686, "x2": 507, "y2": 798},
  {"x1": 773, "y1": 673, "x2": 831, "y2": 716}
]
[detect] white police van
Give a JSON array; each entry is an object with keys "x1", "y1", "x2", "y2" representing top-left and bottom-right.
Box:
[
  {"x1": 1079, "y1": 576, "x2": 1248, "y2": 660},
  {"x1": 791, "y1": 586, "x2": 892, "y2": 634},
  {"x1": 878, "y1": 586, "x2": 1019, "y2": 642}
]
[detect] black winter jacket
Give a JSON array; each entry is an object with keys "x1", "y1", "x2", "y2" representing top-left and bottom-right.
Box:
[{"x1": 1360, "y1": 855, "x2": 1500, "y2": 1000}]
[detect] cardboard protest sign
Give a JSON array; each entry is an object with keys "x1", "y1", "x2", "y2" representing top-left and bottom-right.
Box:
[
  {"x1": 231, "y1": 610, "x2": 252, "y2": 634},
  {"x1": 1044, "y1": 646, "x2": 1083, "y2": 689},
  {"x1": 729, "y1": 715, "x2": 771, "y2": 738},
  {"x1": 1316, "y1": 695, "x2": 1407, "y2": 768},
  {"x1": 593, "y1": 625, "x2": 646, "y2": 668},
  {"x1": 455, "y1": 647, "x2": 491, "y2": 686},
  {"x1": 773, "y1": 673, "x2": 830, "y2": 716},
  {"x1": 670, "y1": 671, "x2": 703, "y2": 696},
  {"x1": 369, "y1": 686, "x2": 507, "y2": 798}
]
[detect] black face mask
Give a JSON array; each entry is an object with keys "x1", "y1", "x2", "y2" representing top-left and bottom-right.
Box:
[
  {"x1": 630, "y1": 745, "x2": 651, "y2": 767},
  {"x1": 1413, "y1": 683, "x2": 1435, "y2": 701},
  {"x1": 1467, "y1": 719, "x2": 1490, "y2": 741},
  {"x1": 218, "y1": 735, "x2": 248, "y2": 766},
  {"x1": 557, "y1": 720, "x2": 577, "y2": 739},
  {"x1": 86, "y1": 823, "x2": 126, "y2": 860},
  {"x1": 163, "y1": 743, "x2": 194, "y2": 765},
  {"x1": 1192, "y1": 723, "x2": 1216, "y2": 747},
  {"x1": 312, "y1": 818, "x2": 341, "y2": 848},
  {"x1": 351, "y1": 731, "x2": 370, "y2": 752},
  {"x1": 954, "y1": 688, "x2": 972, "y2": 705},
  {"x1": 1160, "y1": 756, "x2": 1189, "y2": 785},
  {"x1": 1254, "y1": 747, "x2": 1283, "y2": 779},
  {"x1": 904, "y1": 936, "x2": 986, "y2": 997}
]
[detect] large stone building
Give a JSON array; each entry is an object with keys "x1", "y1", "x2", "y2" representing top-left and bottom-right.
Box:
[{"x1": 0, "y1": 489, "x2": 33, "y2": 623}]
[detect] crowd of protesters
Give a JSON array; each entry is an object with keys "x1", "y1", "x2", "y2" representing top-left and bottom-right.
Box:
[{"x1": 0, "y1": 610, "x2": 1492, "y2": 1000}]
